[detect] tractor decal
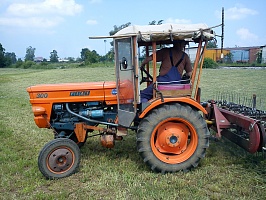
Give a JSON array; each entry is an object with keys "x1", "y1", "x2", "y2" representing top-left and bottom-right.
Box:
[{"x1": 70, "y1": 91, "x2": 90, "y2": 96}]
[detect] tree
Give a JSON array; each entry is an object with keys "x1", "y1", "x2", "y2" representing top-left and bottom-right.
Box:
[
  {"x1": 67, "y1": 57, "x2": 75, "y2": 62},
  {"x1": 80, "y1": 48, "x2": 89, "y2": 61},
  {"x1": 256, "y1": 49, "x2": 262, "y2": 64},
  {"x1": 15, "y1": 58, "x2": 23, "y2": 68},
  {"x1": 105, "y1": 50, "x2": 114, "y2": 62},
  {"x1": 0, "y1": 43, "x2": 6, "y2": 68},
  {"x1": 4, "y1": 52, "x2": 17, "y2": 67},
  {"x1": 141, "y1": 20, "x2": 164, "y2": 56},
  {"x1": 76, "y1": 57, "x2": 82, "y2": 62},
  {"x1": 85, "y1": 49, "x2": 100, "y2": 64},
  {"x1": 80, "y1": 48, "x2": 100, "y2": 64},
  {"x1": 207, "y1": 41, "x2": 218, "y2": 49},
  {"x1": 109, "y1": 22, "x2": 132, "y2": 47},
  {"x1": 224, "y1": 52, "x2": 233, "y2": 63},
  {"x1": 106, "y1": 20, "x2": 165, "y2": 61},
  {"x1": 148, "y1": 20, "x2": 163, "y2": 25},
  {"x1": 109, "y1": 22, "x2": 131, "y2": 37},
  {"x1": 108, "y1": 22, "x2": 132, "y2": 61},
  {"x1": 203, "y1": 58, "x2": 218, "y2": 68},
  {"x1": 50, "y1": 50, "x2": 59, "y2": 62},
  {"x1": 25, "y1": 46, "x2": 35, "y2": 61}
]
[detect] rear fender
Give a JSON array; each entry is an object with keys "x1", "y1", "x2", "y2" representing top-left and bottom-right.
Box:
[{"x1": 139, "y1": 97, "x2": 207, "y2": 119}]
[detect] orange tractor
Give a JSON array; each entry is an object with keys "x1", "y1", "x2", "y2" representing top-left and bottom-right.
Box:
[{"x1": 27, "y1": 23, "x2": 266, "y2": 179}]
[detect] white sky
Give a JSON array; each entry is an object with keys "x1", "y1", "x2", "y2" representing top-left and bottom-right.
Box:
[{"x1": 0, "y1": 0, "x2": 265, "y2": 59}]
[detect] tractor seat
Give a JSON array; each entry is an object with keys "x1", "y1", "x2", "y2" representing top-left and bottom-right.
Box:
[{"x1": 157, "y1": 81, "x2": 192, "y2": 97}]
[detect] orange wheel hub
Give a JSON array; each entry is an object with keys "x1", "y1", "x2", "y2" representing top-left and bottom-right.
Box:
[
  {"x1": 151, "y1": 118, "x2": 198, "y2": 164},
  {"x1": 155, "y1": 122, "x2": 189, "y2": 154}
]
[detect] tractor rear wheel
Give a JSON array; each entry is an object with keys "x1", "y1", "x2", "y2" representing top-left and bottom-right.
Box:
[
  {"x1": 137, "y1": 103, "x2": 209, "y2": 173},
  {"x1": 38, "y1": 138, "x2": 81, "y2": 179}
]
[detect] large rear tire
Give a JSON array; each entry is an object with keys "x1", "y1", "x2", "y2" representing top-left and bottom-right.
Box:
[
  {"x1": 38, "y1": 138, "x2": 81, "y2": 179},
  {"x1": 137, "y1": 103, "x2": 209, "y2": 173}
]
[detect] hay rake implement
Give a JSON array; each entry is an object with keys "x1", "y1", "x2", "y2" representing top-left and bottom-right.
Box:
[{"x1": 205, "y1": 94, "x2": 266, "y2": 154}]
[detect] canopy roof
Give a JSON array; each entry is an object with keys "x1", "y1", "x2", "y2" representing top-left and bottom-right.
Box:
[{"x1": 89, "y1": 23, "x2": 215, "y2": 43}]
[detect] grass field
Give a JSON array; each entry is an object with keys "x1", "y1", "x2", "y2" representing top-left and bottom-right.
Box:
[{"x1": 0, "y1": 66, "x2": 265, "y2": 199}]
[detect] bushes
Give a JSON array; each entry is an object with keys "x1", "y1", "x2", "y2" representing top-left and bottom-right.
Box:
[
  {"x1": 14, "y1": 59, "x2": 23, "y2": 68},
  {"x1": 13, "y1": 60, "x2": 36, "y2": 69},
  {"x1": 22, "y1": 61, "x2": 36, "y2": 69},
  {"x1": 203, "y1": 58, "x2": 218, "y2": 69}
]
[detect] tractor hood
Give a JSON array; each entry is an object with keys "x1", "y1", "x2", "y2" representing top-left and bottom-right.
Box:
[
  {"x1": 27, "y1": 82, "x2": 106, "y2": 92},
  {"x1": 27, "y1": 81, "x2": 118, "y2": 105}
]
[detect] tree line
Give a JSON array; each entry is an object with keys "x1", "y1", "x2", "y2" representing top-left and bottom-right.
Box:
[
  {"x1": 0, "y1": 42, "x2": 113, "y2": 68},
  {"x1": 0, "y1": 21, "x2": 141, "y2": 68},
  {"x1": 2, "y1": 20, "x2": 221, "y2": 69}
]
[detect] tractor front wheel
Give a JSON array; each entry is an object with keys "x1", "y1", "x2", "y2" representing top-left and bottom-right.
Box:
[
  {"x1": 38, "y1": 138, "x2": 81, "y2": 179},
  {"x1": 137, "y1": 103, "x2": 209, "y2": 173}
]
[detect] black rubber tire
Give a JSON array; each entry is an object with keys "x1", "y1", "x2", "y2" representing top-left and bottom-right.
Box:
[
  {"x1": 38, "y1": 138, "x2": 81, "y2": 179},
  {"x1": 137, "y1": 103, "x2": 210, "y2": 173}
]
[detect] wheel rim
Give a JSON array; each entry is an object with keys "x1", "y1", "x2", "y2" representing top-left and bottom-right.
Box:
[
  {"x1": 151, "y1": 117, "x2": 198, "y2": 164},
  {"x1": 46, "y1": 146, "x2": 75, "y2": 174}
]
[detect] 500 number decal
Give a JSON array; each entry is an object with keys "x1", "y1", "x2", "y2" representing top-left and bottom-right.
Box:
[{"x1": 36, "y1": 93, "x2": 48, "y2": 98}]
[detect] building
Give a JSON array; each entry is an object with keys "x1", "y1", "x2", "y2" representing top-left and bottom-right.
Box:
[
  {"x1": 185, "y1": 47, "x2": 229, "y2": 63},
  {"x1": 223, "y1": 46, "x2": 261, "y2": 63},
  {"x1": 34, "y1": 57, "x2": 44, "y2": 62},
  {"x1": 186, "y1": 47, "x2": 230, "y2": 62},
  {"x1": 204, "y1": 49, "x2": 230, "y2": 62},
  {"x1": 186, "y1": 46, "x2": 265, "y2": 64}
]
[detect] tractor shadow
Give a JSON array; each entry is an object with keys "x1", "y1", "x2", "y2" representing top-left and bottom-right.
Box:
[
  {"x1": 79, "y1": 131, "x2": 150, "y2": 172},
  {"x1": 79, "y1": 131, "x2": 266, "y2": 177},
  {"x1": 207, "y1": 136, "x2": 266, "y2": 177}
]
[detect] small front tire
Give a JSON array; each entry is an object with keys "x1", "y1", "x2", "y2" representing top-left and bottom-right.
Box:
[{"x1": 38, "y1": 138, "x2": 81, "y2": 179}]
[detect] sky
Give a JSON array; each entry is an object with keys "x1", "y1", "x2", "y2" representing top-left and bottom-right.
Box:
[{"x1": 0, "y1": 0, "x2": 265, "y2": 60}]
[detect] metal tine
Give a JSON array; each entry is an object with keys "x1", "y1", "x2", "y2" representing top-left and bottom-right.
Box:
[
  {"x1": 252, "y1": 94, "x2": 256, "y2": 110},
  {"x1": 214, "y1": 91, "x2": 265, "y2": 114},
  {"x1": 216, "y1": 91, "x2": 219, "y2": 103},
  {"x1": 249, "y1": 96, "x2": 252, "y2": 108},
  {"x1": 242, "y1": 95, "x2": 245, "y2": 106}
]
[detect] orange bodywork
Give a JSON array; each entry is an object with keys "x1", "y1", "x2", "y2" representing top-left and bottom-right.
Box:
[
  {"x1": 27, "y1": 80, "x2": 134, "y2": 129},
  {"x1": 139, "y1": 97, "x2": 207, "y2": 119},
  {"x1": 27, "y1": 81, "x2": 122, "y2": 128}
]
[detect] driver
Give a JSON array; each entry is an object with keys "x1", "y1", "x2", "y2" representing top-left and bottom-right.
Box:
[{"x1": 140, "y1": 40, "x2": 192, "y2": 102}]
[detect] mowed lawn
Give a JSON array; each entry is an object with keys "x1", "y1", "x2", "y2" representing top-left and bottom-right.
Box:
[{"x1": 0, "y1": 67, "x2": 265, "y2": 199}]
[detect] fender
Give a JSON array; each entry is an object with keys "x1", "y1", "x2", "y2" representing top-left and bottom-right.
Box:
[{"x1": 139, "y1": 97, "x2": 207, "y2": 119}]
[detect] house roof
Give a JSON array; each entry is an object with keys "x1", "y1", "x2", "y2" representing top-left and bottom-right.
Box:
[{"x1": 223, "y1": 46, "x2": 262, "y2": 51}]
